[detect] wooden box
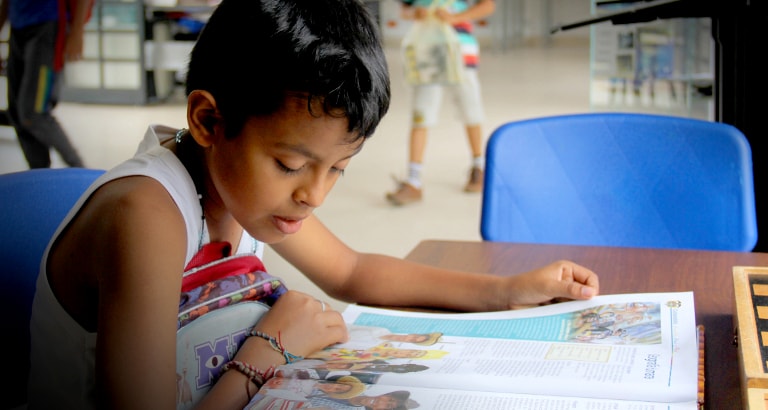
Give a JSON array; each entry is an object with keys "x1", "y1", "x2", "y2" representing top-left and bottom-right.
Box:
[{"x1": 733, "y1": 266, "x2": 768, "y2": 410}]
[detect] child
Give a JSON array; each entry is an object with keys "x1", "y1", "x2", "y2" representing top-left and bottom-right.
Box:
[
  {"x1": 27, "y1": 0, "x2": 599, "y2": 408},
  {"x1": 386, "y1": 0, "x2": 496, "y2": 205}
]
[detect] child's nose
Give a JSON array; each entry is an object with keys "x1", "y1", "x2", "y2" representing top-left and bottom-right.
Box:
[{"x1": 294, "y1": 174, "x2": 329, "y2": 208}]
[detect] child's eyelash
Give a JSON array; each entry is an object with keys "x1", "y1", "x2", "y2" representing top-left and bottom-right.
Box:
[
  {"x1": 276, "y1": 161, "x2": 300, "y2": 175},
  {"x1": 276, "y1": 160, "x2": 345, "y2": 176}
]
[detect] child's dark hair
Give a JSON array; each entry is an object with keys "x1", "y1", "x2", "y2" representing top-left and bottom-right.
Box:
[{"x1": 185, "y1": 0, "x2": 390, "y2": 141}]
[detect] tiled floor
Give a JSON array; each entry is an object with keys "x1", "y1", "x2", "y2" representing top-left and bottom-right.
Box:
[{"x1": 1, "y1": 41, "x2": 709, "y2": 311}]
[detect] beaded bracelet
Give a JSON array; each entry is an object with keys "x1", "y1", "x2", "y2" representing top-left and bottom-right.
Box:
[
  {"x1": 250, "y1": 330, "x2": 304, "y2": 364},
  {"x1": 220, "y1": 360, "x2": 274, "y2": 399}
]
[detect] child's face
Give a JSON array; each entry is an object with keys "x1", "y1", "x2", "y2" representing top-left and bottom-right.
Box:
[
  {"x1": 324, "y1": 362, "x2": 354, "y2": 369},
  {"x1": 265, "y1": 377, "x2": 286, "y2": 388},
  {"x1": 389, "y1": 349, "x2": 423, "y2": 358},
  {"x1": 317, "y1": 383, "x2": 353, "y2": 394},
  {"x1": 381, "y1": 334, "x2": 429, "y2": 343},
  {"x1": 205, "y1": 96, "x2": 363, "y2": 244},
  {"x1": 350, "y1": 395, "x2": 400, "y2": 409}
]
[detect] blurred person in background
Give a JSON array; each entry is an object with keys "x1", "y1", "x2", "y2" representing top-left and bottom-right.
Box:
[
  {"x1": 0, "y1": 0, "x2": 91, "y2": 168},
  {"x1": 386, "y1": 0, "x2": 495, "y2": 206}
]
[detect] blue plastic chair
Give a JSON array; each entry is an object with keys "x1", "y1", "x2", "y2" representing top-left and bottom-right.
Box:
[
  {"x1": 480, "y1": 112, "x2": 757, "y2": 251},
  {"x1": 0, "y1": 167, "x2": 105, "y2": 409}
]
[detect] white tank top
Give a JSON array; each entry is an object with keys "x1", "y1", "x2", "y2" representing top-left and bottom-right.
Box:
[{"x1": 27, "y1": 124, "x2": 263, "y2": 409}]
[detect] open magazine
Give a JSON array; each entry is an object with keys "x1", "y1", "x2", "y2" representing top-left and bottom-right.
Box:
[{"x1": 243, "y1": 292, "x2": 701, "y2": 410}]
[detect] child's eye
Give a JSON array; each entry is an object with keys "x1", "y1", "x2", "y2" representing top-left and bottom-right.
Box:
[
  {"x1": 331, "y1": 167, "x2": 345, "y2": 176},
  {"x1": 276, "y1": 160, "x2": 301, "y2": 175}
]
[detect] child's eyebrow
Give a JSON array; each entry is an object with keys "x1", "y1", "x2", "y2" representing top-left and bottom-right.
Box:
[
  {"x1": 277, "y1": 139, "x2": 365, "y2": 161},
  {"x1": 277, "y1": 143, "x2": 320, "y2": 160}
]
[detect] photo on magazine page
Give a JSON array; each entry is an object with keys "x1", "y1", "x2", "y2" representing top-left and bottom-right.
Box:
[{"x1": 243, "y1": 379, "x2": 700, "y2": 410}]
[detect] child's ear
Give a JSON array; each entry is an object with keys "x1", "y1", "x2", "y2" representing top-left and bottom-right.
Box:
[{"x1": 187, "y1": 90, "x2": 222, "y2": 147}]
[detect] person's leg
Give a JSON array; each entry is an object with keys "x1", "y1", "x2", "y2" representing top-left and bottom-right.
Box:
[
  {"x1": 7, "y1": 25, "x2": 52, "y2": 168},
  {"x1": 406, "y1": 126, "x2": 427, "y2": 187},
  {"x1": 463, "y1": 123, "x2": 485, "y2": 193},
  {"x1": 9, "y1": 22, "x2": 84, "y2": 168},
  {"x1": 406, "y1": 83, "x2": 442, "y2": 187},
  {"x1": 386, "y1": 84, "x2": 442, "y2": 205},
  {"x1": 454, "y1": 68, "x2": 485, "y2": 192},
  {"x1": 465, "y1": 123, "x2": 483, "y2": 160}
]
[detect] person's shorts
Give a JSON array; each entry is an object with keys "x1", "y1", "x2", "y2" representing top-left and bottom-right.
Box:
[{"x1": 410, "y1": 68, "x2": 484, "y2": 128}]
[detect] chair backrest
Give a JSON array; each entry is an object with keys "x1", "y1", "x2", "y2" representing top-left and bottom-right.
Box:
[
  {"x1": 480, "y1": 112, "x2": 758, "y2": 251},
  {"x1": 0, "y1": 167, "x2": 104, "y2": 409}
]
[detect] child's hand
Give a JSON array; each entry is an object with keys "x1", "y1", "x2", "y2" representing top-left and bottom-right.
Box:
[
  {"x1": 413, "y1": 7, "x2": 430, "y2": 20},
  {"x1": 502, "y1": 261, "x2": 600, "y2": 309},
  {"x1": 434, "y1": 8, "x2": 457, "y2": 24},
  {"x1": 251, "y1": 290, "x2": 348, "y2": 360}
]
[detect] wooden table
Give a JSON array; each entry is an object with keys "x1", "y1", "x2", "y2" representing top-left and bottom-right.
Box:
[{"x1": 405, "y1": 239, "x2": 768, "y2": 409}]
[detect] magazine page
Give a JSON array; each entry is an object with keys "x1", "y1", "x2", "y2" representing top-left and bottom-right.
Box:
[
  {"x1": 336, "y1": 292, "x2": 698, "y2": 403},
  {"x1": 243, "y1": 292, "x2": 699, "y2": 409},
  {"x1": 244, "y1": 377, "x2": 698, "y2": 410}
]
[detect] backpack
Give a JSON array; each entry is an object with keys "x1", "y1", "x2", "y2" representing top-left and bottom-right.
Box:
[
  {"x1": 175, "y1": 241, "x2": 287, "y2": 408},
  {"x1": 401, "y1": 0, "x2": 465, "y2": 85}
]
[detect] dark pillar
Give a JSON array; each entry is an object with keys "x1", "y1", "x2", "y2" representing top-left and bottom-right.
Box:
[{"x1": 713, "y1": 4, "x2": 768, "y2": 251}]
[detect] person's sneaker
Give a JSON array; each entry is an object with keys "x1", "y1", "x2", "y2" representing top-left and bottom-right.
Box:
[
  {"x1": 386, "y1": 180, "x2": 423, "y2": 205},
  {"x1": 464, "y1": 167, "x2": 484, "y2": 193}
]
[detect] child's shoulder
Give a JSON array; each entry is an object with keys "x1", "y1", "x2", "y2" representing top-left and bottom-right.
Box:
[{"x1": 88, "y1": 175, "x2": 184, "y2": 230}]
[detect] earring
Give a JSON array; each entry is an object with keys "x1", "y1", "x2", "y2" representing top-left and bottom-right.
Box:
[{"x1": 175, "y1": 128, "x2": 188, "y2": 144}]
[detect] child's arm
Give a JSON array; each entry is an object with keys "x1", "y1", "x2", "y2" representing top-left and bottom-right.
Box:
[
  {"x1": 65, "y1": 0, "x2": 91, "y2": 61},
  {"x1": 436, "y1": 0, "x2": 496, "y2": 25},
  {"x1": 64, "y1": 178, "x2": 346, "y2": 409},
  {"x1": 196, "y1": 291, "x2": 348, "y2": 410},
  {"x1": 271, "y1": 214, "x2": 599, "y2": 312},
  {"x1": 400, "y1": 0, "x2": 430, "y2": 21}
]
